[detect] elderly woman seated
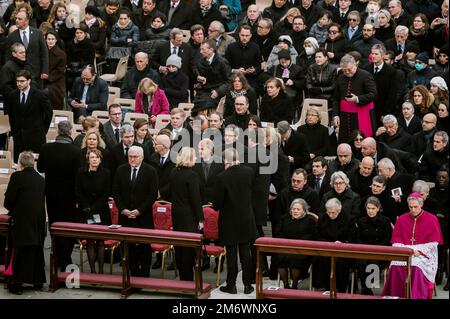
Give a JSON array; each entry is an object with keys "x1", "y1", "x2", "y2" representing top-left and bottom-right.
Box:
[{"x1": 272, "y1": 198, "x2": 317, "y2": 289}]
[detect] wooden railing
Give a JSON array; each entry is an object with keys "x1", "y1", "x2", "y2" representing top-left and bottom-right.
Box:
[
  {"x1": 50, "y1": 222, "x2": 211, "y2": 299},
  {"x1": 254, "y1": 237, "x2": 413, "y2": 299}
]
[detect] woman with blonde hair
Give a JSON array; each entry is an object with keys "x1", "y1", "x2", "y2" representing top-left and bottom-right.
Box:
[
  {"x1": 273, "y1": 7, "x2": 301, "y2": 36},
  {"x1": 168, "y1": 147, "x2": 203, "y2": 281},
  {"x1": 259, "y1": 77, "x2": 293, "y2": 125},
  {"x1": 74, "y1": 115, "x2": 100, "y2": 147},
  {"x1": 135, "y1": 77, "x2": 170, "y2": 126},
  {"x1": 80, "y1": 129, "x2": 110, "y2": 170}
]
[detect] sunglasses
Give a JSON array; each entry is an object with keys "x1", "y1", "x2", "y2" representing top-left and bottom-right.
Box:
[{"x1": 329, "y1": 30, "x2": 339, "y2": 34}]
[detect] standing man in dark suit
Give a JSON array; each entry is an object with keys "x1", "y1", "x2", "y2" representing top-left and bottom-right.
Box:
[
  {"x1": 37, "y1": 121, "x2": 82, "y2": 271},
  {"x1": 113, "y1": 145, "x2": 159, "y2": 277},
  {"x1": 109, "y1": 124, "x2": 150, "y2": 177},
  {"x1": 149, "y1": 133, "x2": 175, "y2": 200},
  {"x1": 6, "y1": 11, "x2": 48, "y2": 89},
  {"x1": 364, "y1": 44, "x2": 400, "y2": 124},
  {"x1": 213, "y1": 148, "x2": 256, "y2": 295},
  {"x1": 158, "y1": 0, "x2": 193, "y2": 30},
  {"x1": 152, "y1": 28, "x2": 197, "y2": 85},
  {"x1": 103, "y1": 104, "x2": 123, "y2": 151},
  {"x1": 5, "y1": 70, "x2": 52, "y2": 162}
]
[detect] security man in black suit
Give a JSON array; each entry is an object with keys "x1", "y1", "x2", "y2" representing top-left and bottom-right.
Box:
[
  {"x1": 5, "y1": 70, "x2": 52, "y2": 162},
  {"x1": 113, "y1": 145, "x2": 159, "y2": 277}
]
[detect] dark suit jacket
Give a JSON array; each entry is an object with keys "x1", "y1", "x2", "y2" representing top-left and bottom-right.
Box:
[
  {"x1": 158, "y1": 0, "x2": 193, "y2": 29},
  {"x1": 109, "y1": 142, "x2": 151, "y2": 177},
  {"x1": 213, "y1": 164, "x2": 257, "y2": 245},
  {"x1": 193, "y1": 158, "x2": 224, "y2": 204},
  {"x1": 67, "y1": 76, "x2": 109, "y2": 114},
  {"x1": 281, "y1": 131, "x2": 311, "y2": 171},
  {"x1": 103, "y1": 121, "x2": 121, "y2": 151},
  {"x1": 148, "y1": 152, "x2": 176, "y2": 199},
  {"x1": 6, "y1": 27, "x2": 49, "y2": 86},
  {"x1": 385, "y1": 39, "x2": 420, "y2": 56},
  {"x1": 151, "y1": 41, "x2": 196, "y2": 80},
  {"x1": 343, "y1": 26, "x2": 363, "y2": 44},
  {"x1": 113, "y1": 162, "x2": 158, "y2": 228},
  {"x1": 363, "y1": 63, "x2": 400, "y2": 118},
  {"x1": 6, "y1": 86, "x2": 52, "y2": 159}
]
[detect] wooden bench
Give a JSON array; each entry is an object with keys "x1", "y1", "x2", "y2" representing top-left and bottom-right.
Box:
[
  {"x1": 254, "y1": 237, "x2": 413, "y2": 299},
  {"x1": 50, "y1": 222, "x2": 211, "y2": 299},
  {"x1": 0, "y1": 215, "x2": 10, "y2": 280}
]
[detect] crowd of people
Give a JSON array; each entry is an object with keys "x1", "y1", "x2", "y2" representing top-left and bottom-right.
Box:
[{"x1": 0, "y1": 0, "x2": 448, "y2": 298}]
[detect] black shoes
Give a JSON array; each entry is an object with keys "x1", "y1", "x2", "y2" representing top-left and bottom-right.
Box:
[
  {"x1": 151, "y1": 260, "x2": 161, "y2": 269},
  {"x1": 219, "y1": 285, "x2": 237, "y2": 294},
  {"x1": 8, "y1": 283, "x2": 23, "y2": 295},
  {"x1": 244, "y1": 285, "x2": 254, "y2": 294}
]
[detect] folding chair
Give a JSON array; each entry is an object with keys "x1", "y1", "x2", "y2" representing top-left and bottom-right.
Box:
[
  {"x1": 202, "y1": 205, "x2": 226, "y2": 287},
  {"x1": 92, "y1": 111, "x2": 110, "y2": 124},
  {"x1": 296, "y1": 98, "x2": 329, "y2": 127},
  {"x1": 0, "y1": 183, "x2": 8, "y2": 215},
  {"x1": 113, "y1": 98, "x2": 135, "y2": 113},
  {"x1": 0, "y1": 151, "x2": 13, "y2": 169},
  {"x1": 0, "y1": 114, "x2": 10, "y2": 135},
  {"x1": 123, "y1": 112, "x2": 149, "y2": 126},
  {"x1": 151, "y1": 200, "x2": 177, "y2": 278},
  {"x1": 100, "y1": 55, "x2": 129, "y2": 84},
  {"x1": 155, "y1": 114, "x2": 171, "y2": 130},
  {"x1": 51, "y1": 110, "x2": 74, "y2": 127},
  {"x1": 79, "y1": 198, "x2": 121, "y2": 274},
  {"x1": 107, "y1": 86, "x2": 121, "y2": 107}
]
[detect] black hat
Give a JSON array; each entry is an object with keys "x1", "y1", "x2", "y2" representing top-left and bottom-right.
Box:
[
  {"x1": 440, "y1": 43, "x2": 448, "y2": 55},
  {"x1": 278, "y1": 49, "x2": 291, "y2": 60}
]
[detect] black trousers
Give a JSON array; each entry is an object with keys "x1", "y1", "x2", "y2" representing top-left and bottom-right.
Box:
[
  {"x1": 225, "y1": 242, "x2": 253, "y2": 287},
  {"x1": 175, "y1": 246, "x2": 195, "y2": 281},
  {"x1": 129, "y1": 243, "x2": 151, "y2": 277}
]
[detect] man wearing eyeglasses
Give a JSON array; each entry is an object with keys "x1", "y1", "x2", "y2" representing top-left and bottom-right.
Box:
[
  {"x1": 67, "y1": 65, "x2": 109, "y2": 122},
  {"x1": 343, "y1": 10, "x2": 362, "y2": 44},
  {"x1": 103, "y1": 103, "x2": 123, "y2": 151}
]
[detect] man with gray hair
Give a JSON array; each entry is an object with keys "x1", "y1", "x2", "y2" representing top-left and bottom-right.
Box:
[
  {"x1": 333, "y1": 54, "x2": 377, "y2": 143},
  {"x1": 419, "y1": 131, "x2": 449, "y2": 182},
  {"x1": 113, "y1": 144, "x2": 159, "y2": 277},
  {"x1": 277, "y1": 120, "x2": 310, "y2": 172},
  {"x1": 0, "y1": 42, "x2": 31, "y2": 98},
  {"x1": 328, "y1": 143, "x2": 360, "y2": 177},
  {"x1": 385, "y1": 24, "x2": 419, "y2": 63},
  {"x1": 37, "y1": 120, "x2": 82, "y2": 271},
  {"x1": 120, "y1": 51, "x2": 161, "y2": 98},
  {"x1": 207, "y1": 20, "x2": 235, "y2": 57},
  {"x1": 376, "y1": 114, "x2": 413, "y2": 153},
  {"x1": 388, "y1": 0, "x2": 412, "y2": 28},
  {"x1": 364, "y1": 44, "x2": 399, "y2": 121}
]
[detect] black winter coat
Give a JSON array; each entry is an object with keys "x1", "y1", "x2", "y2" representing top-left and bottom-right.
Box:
[
  {"x1": 353, "y1": 214, "x2": 392, "y2": 246},
  {"x1": 306, "y1": 61, "x2": 337, "y2": 100},
  {"x1": 259, "y1": 91, "x2": 293, "y2": 125},
  {"x1": 160, "y1": 70, "x2": 190, "y2": 108},
  {"x1": 297, "y1": 123, "x2": 330, "y2": 157},
  {"x1": 318, "y1": 188, "x2": 361, "y2": 219},
  {"x1": 323, "y1": 36, "x2": 352, "y2": 65}
]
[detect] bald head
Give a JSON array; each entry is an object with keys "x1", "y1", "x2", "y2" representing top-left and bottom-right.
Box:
[
  {"x1": 360, "y1": 156, "x2": 375, "y2": 177},
  {"x1": 422, "y1": 113, "x2": 437, "y2": 132},
  {"x1": 361, "y1": 137, "x2": 377, "y2": 157}
]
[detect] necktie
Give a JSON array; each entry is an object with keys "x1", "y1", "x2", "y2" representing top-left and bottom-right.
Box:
[
  {"x1": 21, "y1": 92, "x2": 26, "y2": 105},
  {"x1": 125, "y1": 147, "x2": 129, "y2": 157},
  {"x1": 172, "y1": 46, "x2": 177, "y2": 55},
  {"x1": 341, "y1": 13, "x2": 345, "y2": 19},
  {"x1": 160, "y1": 156, "x2": 165, "y2": 166},
  {"x1": 374, "y1": 66, "x2": 379, "y2": 74},
  {"x1": 203, "y1": 162, "x2": 210, "y2": 179},
  {"x1": 131, "y1": 168, "x2": 137, "y2": 184},
  {"x1": 315, "y1": 177, "x2": 321, "y2": 191},
  {"x1": 22, "y1": 30, "x2": 28, "y2": 48},
  {"x1": 114, "y1": 128, "x2": 120, "y2": 143},
  {"x1": 82, "y1": 84, "x2": 89, "y2": 102},
  {"x1": 398, "y1": 44, "x2": 403, "y2": 54}
]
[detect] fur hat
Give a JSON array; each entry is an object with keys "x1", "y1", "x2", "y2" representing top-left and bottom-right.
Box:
[
  {"x1": 278, "y1": 35, "x2": 293, "y2": 47},
  {"x1": 430, "y1": 76, "x2": 448, "y2": 92},
  {"x1": 166, "y1": 54, "x2": 182, "y2": 68},
  {"x1": 85, "y1": 5, "x2": 100, "y2": 18},
  {"x1": 304, "y1": 37, "x2": 319, "y2": 50}
]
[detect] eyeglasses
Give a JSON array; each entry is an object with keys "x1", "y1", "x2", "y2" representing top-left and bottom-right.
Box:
[
  {"x1": 328, "y1": 30, "x2": 339, "y2": 34},
  {"x1": 333, "y1": 181, "x2": 345, "y2": 185},
  {"x1": 110, "y1": 112, "x2": 122, "y2": 116},
  {"x1": 348, "y1": 18, "x2": 357, "y2": 21},
  {"x1": 355, "y1": 137, "x2": 364, "y2": 141}
]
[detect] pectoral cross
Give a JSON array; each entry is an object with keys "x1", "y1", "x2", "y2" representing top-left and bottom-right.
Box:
[{"x1": 410, "y1": 218, "x2": 417, "y2": 244}]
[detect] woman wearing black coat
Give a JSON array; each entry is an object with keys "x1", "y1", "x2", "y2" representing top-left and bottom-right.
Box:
[
  {"x1": 75, "y1": 149, "x2": 111, "y2": 274},
  {"x1": 312, "y1": 197, "x2": 353, "y2": 292},
  {"x1": 323, "y1": 23, "x2": 352, "y2": 65},
  {"x1": 82, "y1": 6, "x2": 107, "y2": 57},
  {"x1": 273, "y1": 199, "x2": 317, "y2": 289},
  {"x1": 45, "y1": 31, "x2": 66, "y2": 110},
  {"x1": 218, "y1": 72, "x2": 258, "y2": 118},
  {"x1": 353, "y1": 196, "x2": 392, "y2": 295},
  {"x1": 145, "y1": 13, "x2": 171, "y2": 41},
  {"x1": 306, "y1": 49, "x2": 337, "y2": 101},
  {"x1": 168, "y1": 147, "x2": 204, "y2": 281},
  {"x1": 259, "y1": 77, "x2": 293, "y2": 125},
  {"x1": 297, "y1": 108, "x2": 330, "y2": 159},
  {"x1": 4, "y1": 152, "x2": 46, "y2": 294}
]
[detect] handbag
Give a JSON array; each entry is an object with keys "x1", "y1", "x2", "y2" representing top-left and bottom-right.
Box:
[{"x1": 106, "y1": 46, "x2": 132, "y2": 60}]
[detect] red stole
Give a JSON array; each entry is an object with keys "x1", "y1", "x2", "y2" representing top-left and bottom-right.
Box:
[{"x1": 340, "y1": 100, "x2": 374, "y2": 137}]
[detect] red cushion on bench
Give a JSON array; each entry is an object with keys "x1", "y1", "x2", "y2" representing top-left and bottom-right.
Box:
[
  {"x1": 255, "y1": 237, "x2": 413, "y2": 255},
  {"x1": 204, "y1": 245, "x2": 225, "y2": 256},
  {"x1": 57, "y1": 272, "x2": 123, "y2": 286},
  {"x1": 262, "y1": 289, "x2": 330, "y2": 299},
  {"x1": 0, "y1": 215, "x2": 10, "y2": 223},
  {"x1": 151, "y1": 243, "x2": 171, "y2": 251}
]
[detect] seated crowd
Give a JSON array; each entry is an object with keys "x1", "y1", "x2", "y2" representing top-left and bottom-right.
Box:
[{"x1": 0, "y1": 0, "x2": 448, "y2": 298}]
